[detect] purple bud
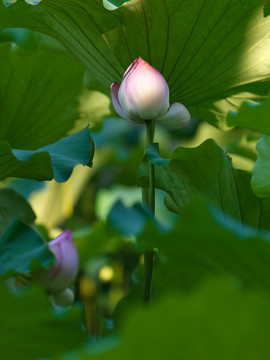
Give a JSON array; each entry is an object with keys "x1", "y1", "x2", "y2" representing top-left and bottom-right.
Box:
[
  {"x1": 111, "y1": 57, "x2": 190, "y2": 129},
  {"x1": 39, "y1": 229, "x2": 79, "y2": 294}
]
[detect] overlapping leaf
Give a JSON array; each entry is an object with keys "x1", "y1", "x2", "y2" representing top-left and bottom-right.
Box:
[
  {"x1": 140, "y1": 138, "x2": 270, "y2": 227},
  {"x1": 0, "y1": 127, "x2": 94, "y2": 182},
  {"x1": 0, "y1": 0, "x2": 270, "y2": 126},
  {"x1": 0, "y1": 218, "x2": 54, "y2": 274},
  {"x1": 0, "y1": 188, "x2": 35, "y2": 235}
]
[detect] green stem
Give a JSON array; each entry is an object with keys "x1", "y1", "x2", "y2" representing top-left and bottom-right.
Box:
[{"x1": 143, "y1": 120, "x2": 155, "y2": 305}]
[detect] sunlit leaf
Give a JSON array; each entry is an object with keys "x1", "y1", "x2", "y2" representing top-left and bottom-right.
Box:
[
  {"x1": 190, "y1": 82, "x2": 270, "y2": 128},
  {"x1": 227, "y1": 95, "x2": 270, "y2": 135},
  {"x1": 77, "y1": 89, "x2": 111, "y2": 130}
]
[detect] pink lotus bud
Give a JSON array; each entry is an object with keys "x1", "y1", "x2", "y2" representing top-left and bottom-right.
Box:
[
  {"x1": 40, "y1": 229, "x2": 79, "y2": 294},
  {"x1": 111, "y1": 57, "x2": 190, "y2": 129}
]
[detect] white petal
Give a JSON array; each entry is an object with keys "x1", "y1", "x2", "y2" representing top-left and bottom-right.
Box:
[
  {"x1": 118, "y1": 62, "x2": 141, "y2": 122},
  {"x1": 124, "y1": 60, "x2": 169, "y2": 120},
  {"x1": 118, "y1": 80, "x2": 140, "y2": 122},
  {"x1": 156, "y1": 102, "x2": 190, "y2": 129},
  {"x1": 111, "y1": 82, "x2": 128, "y2": 120}
]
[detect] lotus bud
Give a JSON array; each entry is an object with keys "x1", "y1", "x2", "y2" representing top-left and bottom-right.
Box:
[
  {"x1": 37, "y1": 229, "x2": 79, "y2": 296},
  {"x1": 111, "y1": 57, "x2": 190, "y2": 129}
]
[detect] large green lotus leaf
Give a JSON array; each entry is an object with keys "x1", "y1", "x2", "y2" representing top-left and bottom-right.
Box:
[
  {"x1": 251, "y1": 135, "x2": 270, "y2": 197},
  {"x1": 63, "y1": 279, "x2": 270, "y2": 360},
  {"x1": 0, "y1": 188, "x2": 35, "y2": 235},
  {"x1": 0, "y1": 281, "x2": 84, "y2": 359},
  {"x1": 0, "y1": 0, "x2": 270, "y2": 126},
  {"x1": 0, "y1": 42, "x2": 84, "y2": 150},
  {"x1": 139, "y1": 139, "x2": 270, "y2": 229},
  {"x1": 0, "y1": 127, "x2": 94, "y2": 182},
  {"x1": 0, "y1": 218, "x2": 54, "y2": 274}
]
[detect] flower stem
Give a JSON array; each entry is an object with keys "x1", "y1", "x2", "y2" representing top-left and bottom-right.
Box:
[{"x1": 143, "y1": 120, "x2": 155, "y2": 305}]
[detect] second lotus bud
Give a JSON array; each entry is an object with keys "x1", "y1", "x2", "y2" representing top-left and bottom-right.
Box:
[{"x1": 35, "y1": 229, "x2": 79, "y2": 304}]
